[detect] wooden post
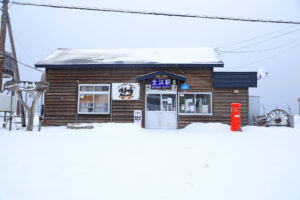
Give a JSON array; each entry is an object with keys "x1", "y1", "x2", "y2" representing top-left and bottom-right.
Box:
[
  {"x1": 27, "y1": 90, "x2": 43, "y2": 131},
  {"x1": 0, "y1": 0, "x2": 26, "y2": 127},
  {"x1": 7, "y1": 14, "x2": 26, "y2": 127},
  {"x1": 38, "y1": 92, "x2": 44, "y2": 131},
  {"x1": 3, "y1": 111, "x2": 7, "y2": 128},
  {"x1": 9, "y1": 91, "x2": 13, "y2": 131},
  {"x1": 26, "y1": 74, "x2": 46, "y2": 131},
  {"x1": 0, "y1": 0, "x2": 9, "y2": 90}
]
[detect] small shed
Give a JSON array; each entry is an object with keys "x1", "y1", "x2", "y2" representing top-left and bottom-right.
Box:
[
  {"x1": 248, "y1": 96, "x2": 260, "y2": 125},
  {"x1": 35, "y1": 48, "x2": 257, "y2": 128}
]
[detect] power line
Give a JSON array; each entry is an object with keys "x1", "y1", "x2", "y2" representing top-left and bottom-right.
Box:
[
  {"x1": 219, "y1": 37, "x2": 300, "y2": 53},
  {"x1": 8, "y1": 2, "x2": 13, "y2": 9},
  {"x1": 216, "y1": 25, "x2": 298, "y2": 49},
  {"x1": 220, "y1": 27, "x2": 300, "y2": 51},
  {"x1": 5, "y1": 0, "x2": 300, "y2": 25},
  {"x1": 226, "y1": 43, "x2": 300, "y2": 70},
  {"x1": 12, "y1": 28, "x2": 36, "y2": 63},
  {"x1": 14, "y1": 58, "x2": 43, "y2": 72},
  {"x1": 1, "y1": 52, "x2": 43, "y2": 72}
]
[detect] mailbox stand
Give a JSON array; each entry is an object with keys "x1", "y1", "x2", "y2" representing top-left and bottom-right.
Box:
[{"x1": 231, "y1": 103, "x2": 241, "y2": 131}]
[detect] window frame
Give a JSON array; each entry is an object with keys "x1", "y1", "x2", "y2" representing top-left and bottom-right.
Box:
[
  {"x1": 77, "y1": 84, "x2": 110, "y2": 114},
  {"x1": 145, "y1": 90, "x2": 177, "y2": 112},
  {"x1": 178, "y1": 92, "x2": 213, "y2": 116},
  {"x1": 146, "y1": 92, "x2": 177, "y2": 112}
]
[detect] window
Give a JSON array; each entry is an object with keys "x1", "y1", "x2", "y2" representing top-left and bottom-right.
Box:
[
  {"x1": 161, "y1": 94, "x2": 176, "y2": 111},
  {"x1": 147, "y1": 94, "x2": 160, "y2": 111},
  {"x1": 78, "y1": 84, "x2": 110, "y2": 114},
  {"x1": 179, "y1": 93, "x2": 212, "y2": 115},
  {"x1": 146, "y1": 93, "x2": 176, "y2": 111}
]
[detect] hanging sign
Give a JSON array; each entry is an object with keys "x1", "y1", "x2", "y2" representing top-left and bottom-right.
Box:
[
  {"x1": 181, "y1": 84, "x2": 190, "y2": 90},
  {"x1": 4, "y1": 81, "x2": 50, "y2": 91},
  {"x1": 151, "y1": 79, "x2": 171, "y2": 89},
  {"x1": 112, "y1": 83, "x2": 140, "y2": 100}
]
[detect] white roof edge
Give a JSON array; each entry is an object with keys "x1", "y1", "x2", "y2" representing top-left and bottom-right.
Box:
[{"x1": 35, "y1": 47, "x2": 224, "y2": 66}]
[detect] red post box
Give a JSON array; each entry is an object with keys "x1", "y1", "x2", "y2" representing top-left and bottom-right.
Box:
[{"x1": 231, "y1": 103, "x2": 241, "y2": 131}]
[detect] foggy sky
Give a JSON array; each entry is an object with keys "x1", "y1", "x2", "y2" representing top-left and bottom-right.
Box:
[{"x1": 5, "y1": 0, "x2": 300, "y2": 113}]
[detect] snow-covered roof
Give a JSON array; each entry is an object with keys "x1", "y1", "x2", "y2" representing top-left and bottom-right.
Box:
[{"x1": 35, "y1": 48, "x2": 223, "y2": 68}]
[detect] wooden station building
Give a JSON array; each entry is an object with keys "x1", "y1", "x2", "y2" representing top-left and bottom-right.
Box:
[{"x1": 35, "y1": 48, "x2": 257, "y2": 129}]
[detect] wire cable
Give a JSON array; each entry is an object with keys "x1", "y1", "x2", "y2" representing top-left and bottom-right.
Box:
[
  {"x1": 1, "y1": 52, "x2": 43, "y2": 72},
  {"x1": 8, "y1": 2, "x2": 13, "y2": 9},
  {"x1": 225, "y1": 43, "x2": 300, "y2": 70},
  {"x1": 14, "y1": 58, "x2": 44, "y2": 72},
  {"x1": 220, "y1": 27, "x2": 300, "y2": 52},
  {"x1": 12, "y1": 29, "x2": 36, "y2": 63},
  {"x1": 4, "y1": 0, "x2": 300, "y2": 25},
  {"x1": 219, "y1": 37, "x2": 300, "y2": 53},
  {"x1": 216, "y1": 25, "x2": 298, "y2": 49}
]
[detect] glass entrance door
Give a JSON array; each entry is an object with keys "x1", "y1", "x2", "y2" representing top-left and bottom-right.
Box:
[{"x1": 145, "y1": 92, "x2": 177, "y2": 129}]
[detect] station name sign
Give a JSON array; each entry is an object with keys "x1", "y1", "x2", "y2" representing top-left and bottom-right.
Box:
[
  {"x1": 151, "y1": 79, "x2": 171, "y2": 89},
  {"x1": 4, "y1": 81, "x2": 50, "y2": 91}
]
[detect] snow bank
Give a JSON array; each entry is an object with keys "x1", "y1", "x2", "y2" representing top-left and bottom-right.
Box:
[
  {"x1": 184, "y1": 122, "x2": 231, "y2": 134},
  {"x1": 0, "y1": 117, "x2": 300, "y2": 200}
]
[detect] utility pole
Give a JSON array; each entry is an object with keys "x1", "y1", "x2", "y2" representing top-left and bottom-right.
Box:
[
  {"x1": 7, "y1": 13, "x2": 26, "y2": 127},
  {"x1": 0, "y1": 0, "x2": 26, "y2": 127},
  {"x1": 0, "y1": 0, "x2": 9, "y2": 90}
]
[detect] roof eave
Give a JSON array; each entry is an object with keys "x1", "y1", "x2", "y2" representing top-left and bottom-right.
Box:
[
  {"x1": 35, "y1": 63, "x2": 224, "y2": 68},
  {"x1": 136, "y1": 71, "x2": 187, "y2": 82}
]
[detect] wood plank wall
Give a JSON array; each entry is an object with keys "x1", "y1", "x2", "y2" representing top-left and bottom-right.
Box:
[
  {"x1": 45, "y1": 67, "x2": 248, "y2": 128},
  {"x1": 176, "y1": 68, "x2": 248, "y2": 128},
  {"x1": 178, "y1": 88, "x2": 249, "y2": 128}
]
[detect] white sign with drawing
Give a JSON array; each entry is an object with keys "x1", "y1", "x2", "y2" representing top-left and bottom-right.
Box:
[{"x1": 112, "y1": 83, "x2": 140, "y2": 100}]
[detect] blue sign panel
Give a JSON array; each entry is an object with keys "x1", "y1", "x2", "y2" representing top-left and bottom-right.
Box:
[
  {"x1": 181, "y1": 84, "x2": 190, "y2": 90},
  {"x1": 151, "y1": 79, "x2": 171, "y2": 89}
]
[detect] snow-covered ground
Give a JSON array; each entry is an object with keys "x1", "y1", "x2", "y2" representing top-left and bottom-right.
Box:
[{"x1": 0, "y1": 116, "x2": 300, "y2": 200}]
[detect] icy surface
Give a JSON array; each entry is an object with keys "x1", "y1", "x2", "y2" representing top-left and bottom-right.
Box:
[
  {"x1": 36, "y1": 48, "x2": 223, "y2": 66},
  {"x1": 0, "y1": 116, "x2": 299, "y2": 200}
]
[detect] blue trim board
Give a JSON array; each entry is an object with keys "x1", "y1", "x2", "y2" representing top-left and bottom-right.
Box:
[{"x1": 213, "y1": 72, "x2": 257, "y2": 88}]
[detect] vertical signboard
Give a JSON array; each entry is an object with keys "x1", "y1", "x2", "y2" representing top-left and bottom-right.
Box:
[{"x1": 134, "y1": 110, "x2": 143, "y2": 127}]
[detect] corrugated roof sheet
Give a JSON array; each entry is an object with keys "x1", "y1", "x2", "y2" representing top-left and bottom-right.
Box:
[{"x1": 35, "y1": 48, "x2": 223, "y2": 68}]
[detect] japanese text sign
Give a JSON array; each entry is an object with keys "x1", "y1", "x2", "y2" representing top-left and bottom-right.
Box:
[{"x1": 151, "y1": 79, "x2": 171, "y2": 89}]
